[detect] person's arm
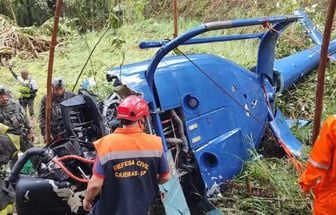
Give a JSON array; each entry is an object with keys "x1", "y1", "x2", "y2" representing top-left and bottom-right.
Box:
[
  {"x1": 19, "y1": 104, "x2": 31, "y2": 130},
  {"x1": 30, "y1": 80, "x2": 38, "y2": 98},
  {"x1": 8, "y1": 66, "x2": 18, "y2": 80},
  {"x1": 299, "y1": 115, "x2": 336, "y2": 195},
  {"x1": 158, "y1": 172, "x2": 171, "y2": 184},
  {"x1": 158, "y1": 151, "x2": 171, "y2": 184},
  {"x1": 83, "y1": 175, "x2": 104, "y2": 211},
  {"x1": 30, "y1": 80, "x2": 38, "y2": 95},
  {"x1": 18, "y1": 103, "x2": 34, "y2": 141},
  {"x1": 83, "y1": 158, "x2": 105, "y2": 211}
]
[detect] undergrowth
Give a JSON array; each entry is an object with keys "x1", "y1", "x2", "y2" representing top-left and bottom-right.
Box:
[
  {"x1": 216, "y1": 148, "x2": 311, "y2": 214},
  {"x1": 0, "y1": 0, "x2": 334, "y2": 213}
]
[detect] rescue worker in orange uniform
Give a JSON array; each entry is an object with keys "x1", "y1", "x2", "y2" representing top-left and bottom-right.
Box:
[
  {"x1": 83, "y1": 95, "x2": 171, "y2": 215},
  {"x1": 299, "y1": 115, "x2": 336, "y2": 214}
]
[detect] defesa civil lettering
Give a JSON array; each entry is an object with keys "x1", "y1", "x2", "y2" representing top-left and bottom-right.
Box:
[{"x1": 113, "y1": 159, "x2": 135, "y2": 171}]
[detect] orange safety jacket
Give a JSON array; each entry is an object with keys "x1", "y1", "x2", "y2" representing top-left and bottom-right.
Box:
[
  {"x1": 299, "y1": 115, "x2": 336, "y2": 215},
  {"x1": 92, "y1": 127, "x2": 169, "y2": 215}
]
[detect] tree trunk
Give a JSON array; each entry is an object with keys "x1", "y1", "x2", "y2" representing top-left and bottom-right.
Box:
[
  {"x1": 6, "y1": 0, "x2": 18, "y2": 25},
  {"x1": 26, "y1": 0, "x2": 32, "y2": 26}
]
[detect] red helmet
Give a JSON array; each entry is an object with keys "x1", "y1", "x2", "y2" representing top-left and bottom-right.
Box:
[{"x1": 117, "y1": 95, "x2": 150, "y2": 121}]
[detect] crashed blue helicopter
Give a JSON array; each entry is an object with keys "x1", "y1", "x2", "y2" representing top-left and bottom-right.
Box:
[{"x1": 9, "y1": 10, "x2": 336, "y2": 215}]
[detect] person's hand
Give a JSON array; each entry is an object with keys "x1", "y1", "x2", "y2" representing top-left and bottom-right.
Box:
[
  {"x1": 27, "y1": 130, "x2": 34, "y2": 142},
  {"x1": 8, "y1": 61, "x2": 13, "y2": 69},
  {"x1": 83, "y1": 198, "x2": 93, "y2": 212},
  {"x1": 29, "y1": 134, "x2": 35, "y2": 143},
  {"x1": 1, "y1": 58, "x2": 9, "y2": 67},
  {"x1": 3, "y1": 59, "x2": 14, "y2": 71},
  {"x1": 301, "y1": 186, "x2": 315, "y2": 199}
]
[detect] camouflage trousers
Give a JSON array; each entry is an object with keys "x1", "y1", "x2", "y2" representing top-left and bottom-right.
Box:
[
  {"x1": 19, "y1": 97, "x2": 35, "y2": 117},
  {"x1": 0, "y1": 134, "x2": 33, "y2": 168},
  {"x1": 0, "y1": 178, "x2": 15, "y2": 214}
]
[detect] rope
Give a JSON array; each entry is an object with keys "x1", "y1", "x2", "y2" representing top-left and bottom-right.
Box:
[
  {"x1": 278, "y1": 137, "x2": 305, "y2": 173},
  {"x1": 174, "y1": 49, "x2": 266, "y2": 127},
  {"x1": 261, "y1": 18, "x2": 336, "y2": 173},
  {"x1": 261, "y1": 84, "x2": 304, "y2": 174}
]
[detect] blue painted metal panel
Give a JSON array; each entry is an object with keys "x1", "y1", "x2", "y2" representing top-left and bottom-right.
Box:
[
  {"x1": 183, "y1": 87, "x2": 267, "y2": 191},
  {"x1": 104, "y1": 12, "x2": 331, "y2": 202},
  {"x1": 272, "y1": 10, "x2": 336, "y2": 92},
  {"x1": 193, "y1": 128, "x2": 249, "y2": 192},
  {"x1": 107, "y1": 53, "x2": 270, "y2": 116},
  {"x1": 295, "y1": 10, "x2": 322, "y2": 45},
  {"x1": 185, "y1": 107, "x2": 237, "y2": 150},
  {"x1": 145, "y1": 16, "x2": 301, "y2": 93},
  {"x1": 274, "y1": 41, "x2": 336, "y2": 92},
  {"x1": 160, "y1": 151, "x2": 190, "y2": 215},
  {"x1": 106, "y1": 57, "x2": 185, "y2": 109},
  {"x1": 256, "y1": 21, "x2": 293, "y2": 82},
  {"x1": 139, "y1": 33, "x2": 264, "y2": 49},
  {"x1": 207, "y1": 209, "x2": 224, "y2": 215},
  {"x1": 269, "y1": 109, "x2": 303, "y2": 157},
  {"x1": 173, "y1": 57, "x2": 240, "y2": 119},
  {"x1": 286, "y1": 119, "x2": 310, "y2": 128},
  {"x1": 141, "y1": 17, "x2": 301, "y2": 173},
  {"x1": 107, "y1": 53, "x2": 270, "y2": 192},
  {"x1": 106, "y1": 61, "x2": 154, "y2": 104}
]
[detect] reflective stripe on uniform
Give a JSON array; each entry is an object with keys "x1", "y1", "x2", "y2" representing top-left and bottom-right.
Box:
[
  {"x1": 100, "y1": 150, "x2": 163, "y2": 165},
  {"x1": 308, "y1": 158, "x2": 330, "y2": 170},
  {"x1": 0, "y1": 123, "x2": 9, "y2": 135},
  {"x1": 19, "y1": 79, "x2": 31, "y2": 98},
  {"x1": 0, "y1": 203, "x2": 15, "y2": 215},
  {"x1": 7, "y1": 133, "x2": 20, "y2": 150}
]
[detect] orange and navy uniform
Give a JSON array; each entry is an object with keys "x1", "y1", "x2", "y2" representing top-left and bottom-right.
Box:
[
  {"x1": 92, "y1": 127, "x2": 169, "y2": 215},
  {"x1": 299, "y1": 115, "x2": 336, "y2": 215}
]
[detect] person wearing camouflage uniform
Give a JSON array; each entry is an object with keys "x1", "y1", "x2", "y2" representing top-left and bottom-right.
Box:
[
  {"x1": 39, "y1": 77, "x2": 75, "y2": 142},
  {"x1": 0, "y1": 85, "x2": 33, "y2": 164},
  {"x1": 0, "y1": 85, "x2": 30, "y2": 215}
]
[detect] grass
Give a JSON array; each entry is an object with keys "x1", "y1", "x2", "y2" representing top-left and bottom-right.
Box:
[
  {"x1": 1, "y1": 19, "x2": 262, "y2": 144},
  {"x1": 1, "y1": 3, "x2": 334, "y2": 213},
  {"x1": 216, "y1": 148, "x2": 311, "y2": 214},
  {"x1": 0, "y1": 17, "x2": 263, "y2": 108}
]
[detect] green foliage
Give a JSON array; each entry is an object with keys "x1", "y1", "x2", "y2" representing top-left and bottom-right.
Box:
[
  {"x1": 0, "y1": 0, "x2": 53, "y2": 26},
  {"x1": 0, "y1": 15, "x2": 76, "y2": 63},
  {"x1": 1, "y1": 1, "x2": 334, "y2": 213},
  {"x1": 140, "y1": 0, "x2": 328, "y2": 23},
  {"x1": 218, "y1": 148, "x2": 311, "y2": 214},
  {"x1": 0, "y1": 14, "x2": 15, "y2": 28},
  {"x1": 64, "y1": 0, "x2": 110, "y2": 32},
  {"x1": 0, "y1": 0, "x2": 328, "y2": 32},
  {"x1": 0, "y1": 0, "x2": 122, "y2": 32},
  {"x1": 123, "y1": 0, "x2": 149, "y2": 22},
  {"x1": 109, "y1": 14, "x2": 123, "y2": 29}
]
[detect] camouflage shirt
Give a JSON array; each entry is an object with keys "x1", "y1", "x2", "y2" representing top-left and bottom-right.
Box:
[
  {"x1": 39, "y1": 91, "x2": 75, "y2": 137},
  {"x1": 0, "y1": 99, "x2": 31, "y2": 134}
]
